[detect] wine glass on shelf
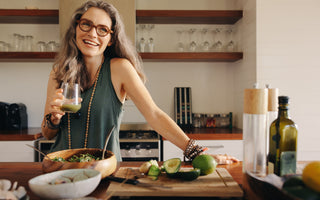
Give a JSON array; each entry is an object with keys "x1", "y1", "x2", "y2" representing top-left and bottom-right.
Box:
[
  {"x1": 176, "y1": 30, "x2": 185, "y2": 52},
  {"x1": 188, "y1": 28, "x2": 197, "y2": 52},
  {"x1": 211, "y1": 27, "x2": 223, "y2": 52},
  {"x1": 137, "y1": 24, "x2": 146, "y2": 52},
  {"x1": 145, "y1": 24, "x2": 155, "y2": 52},
  {"x1": 60, "y1": 82, "x2": 81, "y2": 113},
  {"x1": 200, "y1": 28, "x2": 210, "y2": 52},
  {"x1": 148, "y1": 37, "x2": 154, "y2": 52}
]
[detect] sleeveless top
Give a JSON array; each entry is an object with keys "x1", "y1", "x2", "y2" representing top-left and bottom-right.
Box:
[{"x1": 50, "y1": 58, "x2": 123, "y2": 161}]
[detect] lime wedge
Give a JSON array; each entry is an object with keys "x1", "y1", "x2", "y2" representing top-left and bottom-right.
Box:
[{"x1": 147, "y1": 165, "x2": 161, "y2": 177}]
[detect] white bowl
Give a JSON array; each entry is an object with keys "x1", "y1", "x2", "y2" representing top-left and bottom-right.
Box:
[{"x1": 28, "y1": 168, "x2": 101, "y2": 199}]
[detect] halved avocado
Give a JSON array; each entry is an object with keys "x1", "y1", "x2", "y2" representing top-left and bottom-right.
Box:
[
  {"x1": 163, "y1": 158, "x2": 181, "y2": 174},
  {"x1": 176, "y1": 168, "x2": 201, "y2": 181}
]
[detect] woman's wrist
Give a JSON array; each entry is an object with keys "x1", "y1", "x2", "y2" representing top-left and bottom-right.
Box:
[
  {"x1": 183, "y1": 139, "x2": 207, "y2": 160},
  {"x1": 44, "y1": 113, "x2": 60, "y2": 129}
]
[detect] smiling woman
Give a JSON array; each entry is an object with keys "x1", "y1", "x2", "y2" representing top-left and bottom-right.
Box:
[{"x1": 41, "y1": 0, "x2": 212, "y2": 164}]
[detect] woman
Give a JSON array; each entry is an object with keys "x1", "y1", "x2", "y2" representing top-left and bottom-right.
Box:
[{"x1": 41, "y1": 0, "x2": 236, "y2": 164}]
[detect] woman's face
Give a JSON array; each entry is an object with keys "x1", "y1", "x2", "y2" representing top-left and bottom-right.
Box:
[{"x1": 76, "y1": 7, "x2": 113, "y2": 59}]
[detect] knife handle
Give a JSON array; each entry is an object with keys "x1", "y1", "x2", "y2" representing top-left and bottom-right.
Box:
[{"x1": 106, "y1": 176, "x2": 139, "y2": 185}]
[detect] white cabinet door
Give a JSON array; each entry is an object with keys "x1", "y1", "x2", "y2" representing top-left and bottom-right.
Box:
[
  {"x1": 0, "y1": 141, "x2": 34, "y2": 162},
  {"x1": 163, "y1": 140, "x2": 243, "y2": 161}
]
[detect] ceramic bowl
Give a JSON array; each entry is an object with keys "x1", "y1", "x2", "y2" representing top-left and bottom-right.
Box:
[
  {"x1": 28, "y1": 168, "x2": 101, "y2": 199},
  {"x1": 42, "y1": 148, "x2": 117, "y2": 179}
]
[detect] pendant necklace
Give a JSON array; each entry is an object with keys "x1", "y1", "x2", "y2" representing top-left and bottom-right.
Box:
[{"x1": 67, "y1": 59, "x2": 104, "y2": 149}]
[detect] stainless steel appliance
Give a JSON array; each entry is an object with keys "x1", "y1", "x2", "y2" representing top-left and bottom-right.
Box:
[
  {"x1": 119, "y1": 123, "x2": 161, "y2": 161},
  {"x1": 34, "y1": 123, "x2": 162, "y2": 162}
]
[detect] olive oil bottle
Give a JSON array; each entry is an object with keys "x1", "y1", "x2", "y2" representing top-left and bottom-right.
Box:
[{"x1": 267, "y1": 96, "x2": 298, "y2": 176}]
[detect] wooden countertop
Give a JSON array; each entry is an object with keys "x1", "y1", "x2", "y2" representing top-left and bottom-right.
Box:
[
  {"x1": 0, "y1": 162, "x2": 244, "y2": 200},
  {"x1": 0, "y1": 127, "x2": 242, "y2": 141},
  {"x1": 0, "y1": 127, "x2": 41, "y2": 141}
]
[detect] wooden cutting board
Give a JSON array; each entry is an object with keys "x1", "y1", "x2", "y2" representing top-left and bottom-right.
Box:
[{"x1": 106, "y1": 167, "x2": 243, "y2": 198}]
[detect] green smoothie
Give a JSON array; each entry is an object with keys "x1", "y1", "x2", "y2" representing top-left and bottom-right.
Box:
[{"x1": 61, "y1": 104, "x2": 81, "y2": 113}]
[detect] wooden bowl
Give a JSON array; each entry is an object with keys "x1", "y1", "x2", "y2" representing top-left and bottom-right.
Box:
[{"x1": 42, "y1": 148, "x2": 117, "y2": 179}]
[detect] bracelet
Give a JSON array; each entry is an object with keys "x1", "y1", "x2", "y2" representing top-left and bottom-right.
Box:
[
  {"x1": 45, "y1": 113, "x2": 60, "y2": 130},
  {"x1": 183, "y1": 139, "x2": 207, "y2": 160}
]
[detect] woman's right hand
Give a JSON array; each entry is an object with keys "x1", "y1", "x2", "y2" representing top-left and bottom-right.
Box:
[{"x1": 48, "y1": 88, "x2": 65, "y2": 125}]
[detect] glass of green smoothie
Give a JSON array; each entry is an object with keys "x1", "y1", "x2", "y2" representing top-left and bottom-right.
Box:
[{"x1": 61, "y1": 82, "x2": 81, "y2": 113}]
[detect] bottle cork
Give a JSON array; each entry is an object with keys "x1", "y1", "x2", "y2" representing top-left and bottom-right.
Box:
[{"x1": 244, "y1": 88, "x2": 268, "y2": 114}]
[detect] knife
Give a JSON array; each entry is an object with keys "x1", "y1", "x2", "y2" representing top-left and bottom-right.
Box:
[{"x1": 105, "y1": 176, "x2": 171, "y2": 190}]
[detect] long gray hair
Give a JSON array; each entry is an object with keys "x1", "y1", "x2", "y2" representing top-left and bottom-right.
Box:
[{"x1": 53, "y1": 0, "x2": 145, "y2": 90}]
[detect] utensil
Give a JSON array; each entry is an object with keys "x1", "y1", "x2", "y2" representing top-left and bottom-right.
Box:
[
  {"x1": 105, "y1": 176, "x2": 171, "y2": 190},
  {"x1": 26, "y1": 144, "x2": 52, "y2": 160},
  {"x1": 102, "y1": 126, "x2": 115, "y2": 160}
]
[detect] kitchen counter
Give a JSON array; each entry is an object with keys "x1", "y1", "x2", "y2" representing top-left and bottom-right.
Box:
[
  {"x1": 0, "y1": 161, "x2": 246, "y2": 200},
  {"x1": 0, "y1": 127, "x2": 41, "y2": 141},
  {"x1": 0, "y1": 127, "x2": 242, "y2": 141}
]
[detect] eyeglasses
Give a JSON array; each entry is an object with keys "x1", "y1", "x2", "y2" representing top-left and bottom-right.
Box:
[{"x1": 77, "y1": 19, "x2": 113, "y2": 37}]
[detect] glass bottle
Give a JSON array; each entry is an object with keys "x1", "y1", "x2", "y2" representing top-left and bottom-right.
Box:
[{"x1": 267, "y1": 96, "x2": 298, "y2": 176}]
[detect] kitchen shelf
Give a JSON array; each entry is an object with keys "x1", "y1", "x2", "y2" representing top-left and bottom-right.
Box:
[
  {"x1": 0, "y1": 9, "x2": 59, "y2": 24},
  {"x1": 140, "y1": 52, "x2": 243, "y2": 62},
  {"x1": 136, "y1": 10, "x2": 243, "y2": 24},
  {"x1": 0, "y1": 52, "x2": 56, "y2": 61}
]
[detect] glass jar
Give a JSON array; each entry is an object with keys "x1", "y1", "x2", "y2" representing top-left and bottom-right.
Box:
[
  {"x1": 25, "y1": 35, "x2": 34, "y2": 51},
  {"x1": 47, "y1": 41, "x2": 57, "y2": 52},
  {"x1": 37, "y1": 41, "x2": 46, "y2": 52},
  {"x1": 192, "y1": 113, "x2": 201, "y2": 128},
  {"x1": 206, "y1": 114, "x2": 215, "y2": 128}
]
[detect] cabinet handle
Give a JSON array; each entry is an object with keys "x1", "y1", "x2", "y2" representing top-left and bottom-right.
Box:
[{"x1": 207, "y1": 145, "x2": 224, "y2": 149}]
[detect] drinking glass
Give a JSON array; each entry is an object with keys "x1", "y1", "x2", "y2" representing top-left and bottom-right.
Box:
[{"x1": 61, "y1": 83, "x2": 81, "y2": 113}]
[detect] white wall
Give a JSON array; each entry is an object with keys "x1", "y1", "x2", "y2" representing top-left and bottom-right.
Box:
[{"x1": 256, "y1": 0, "x2": 320, "y2": 160}]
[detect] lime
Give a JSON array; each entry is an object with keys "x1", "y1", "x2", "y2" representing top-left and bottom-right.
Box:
[
  {"x1": 163, "y1": 158, "x2": 181, "y2": 174},
  {"x1": 192, "y1": 155, "x2": 217, "y2": 175},
  {"x1": 147, "y1": 165, "x2": 161, "y2": 177},
  {"x1": 176, "y1": 168, "x2": 201, "y2": 181},
  {"x1": 302, "y1": 161, "x2": 320, "y2": 193}
]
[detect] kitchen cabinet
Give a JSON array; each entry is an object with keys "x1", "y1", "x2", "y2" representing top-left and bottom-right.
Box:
[
  {"x1": 136, "y1": 10, "x2": 243, "y2": 62},
  {"x1": 0, "y1": 141, "x2": 34, "y2": 162},
  {"x1": 163, "y1": 139, "x2": 243, "y2": 161}
]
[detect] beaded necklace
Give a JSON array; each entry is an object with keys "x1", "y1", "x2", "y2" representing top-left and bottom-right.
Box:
[{"x1": 67, "y1": 59, "x2": 103, "y2": 149}]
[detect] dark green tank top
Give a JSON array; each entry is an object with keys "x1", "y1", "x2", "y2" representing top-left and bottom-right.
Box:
[{"x1": 50, "y1": 58, "x2": 123, "y2": 161}]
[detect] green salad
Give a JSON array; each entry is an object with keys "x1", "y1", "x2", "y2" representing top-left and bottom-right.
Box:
[{"x1": 52, "y1": 153, "x2": 101, "y2": 162}]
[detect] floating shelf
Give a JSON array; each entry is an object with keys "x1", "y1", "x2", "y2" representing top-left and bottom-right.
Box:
[
  {"x1": 136, "y1": 10, "x2": 243, "y2": 24},
  {"x1": 140, "y1": 52, "x2": 243, "y2": 62},
  {"x1": 0, "y1": 52, "x2": 56, "y2": 61},
  {"x1": 0, "y1": 9, "x2": 59, "y2": 24}
]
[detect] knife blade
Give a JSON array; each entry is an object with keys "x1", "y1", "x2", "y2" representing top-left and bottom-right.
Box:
[{"x1": 105, "y1": 176, "x2": 171, "y2": 190}]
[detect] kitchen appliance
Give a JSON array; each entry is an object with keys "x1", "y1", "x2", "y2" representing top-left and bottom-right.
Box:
[
  {"x1": 8, "y1": 103, "x2": 28, "y2": 130},
  {"x1": 0, "y1": 102, "x2": 9, "y2": 130},
  {"x1": 0, "y1": 102, "x2": 28, "y2": 131},
  {"x1": 119, "y1": 123, "x2": 161, "y2": 161},
  {"x1": 34, "y1": 123, "x2": 161, "y2": 162}
]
